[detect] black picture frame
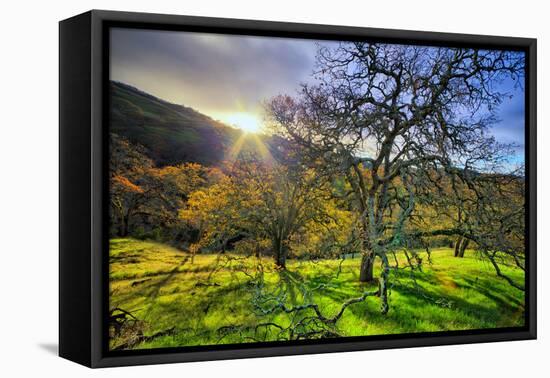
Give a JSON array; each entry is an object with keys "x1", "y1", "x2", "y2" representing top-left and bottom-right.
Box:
[{"x1": 59, "y1": 9, "x2": 537, "y2": 368}]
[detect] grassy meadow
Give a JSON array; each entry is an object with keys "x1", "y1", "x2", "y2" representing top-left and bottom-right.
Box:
[{"x1": 109, "y1": 238, "x2": 525, "y2": 351}]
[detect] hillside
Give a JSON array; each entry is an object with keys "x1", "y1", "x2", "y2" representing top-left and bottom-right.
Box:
[{"x1": 110, "y1": 81, "x2": 284, "y2": 166}]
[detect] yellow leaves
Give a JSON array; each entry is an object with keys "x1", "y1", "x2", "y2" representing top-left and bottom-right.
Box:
[
  {"x1": 153, "y1": 163, "x2": 209, "y2": 195},
  {"x1": 188, "y1": 243, "x2": 201, "y2": 255},
  {"x1": 206, "y1": 167, "x2": 226, "y2": 184},
  {"x1": 176, "y1": 158, "x2": 359, "y2": 259},
  {"x1": 179, "y1": 174, "x2": 239, "y2": 232}
]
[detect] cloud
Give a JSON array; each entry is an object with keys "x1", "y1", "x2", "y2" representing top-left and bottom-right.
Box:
[
  {"x1": 110, "y1": 28, "x2": 526, "y2": 163},
  {"x1": 489, "y1": 83, "x2": 526, "y2": 162},
  {"x1": 110, "y1": 28, "x2": 327, "y2": 117}
]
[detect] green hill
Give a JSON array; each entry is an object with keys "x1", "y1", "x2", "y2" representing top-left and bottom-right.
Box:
[{"x1": 110, "y1": 81, "x2": 284, "y2": 166}]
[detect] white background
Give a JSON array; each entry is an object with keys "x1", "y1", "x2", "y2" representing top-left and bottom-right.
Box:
[{"x1": 0, "y1": 0, "x2": 546, "y2": 376}]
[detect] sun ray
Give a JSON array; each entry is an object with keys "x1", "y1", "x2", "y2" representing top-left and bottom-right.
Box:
[
  {"x1": 250, "y1": 133, "x2": 274, "y2": 162},
  {"x1": 224, "y1": 131, "x2": 274, "y2": 166},
  {"x1": 226, "y1": 132, "x2": 248, "y2": 163}
]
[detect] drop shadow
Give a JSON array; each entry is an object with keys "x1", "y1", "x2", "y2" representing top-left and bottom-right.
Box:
[{"x1": 38, "y1": 343, "x2": 58, "y2": 356}]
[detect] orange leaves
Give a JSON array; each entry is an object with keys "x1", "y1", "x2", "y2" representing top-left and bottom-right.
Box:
[{"x1": 112, "y1": 175, "x2": 144, "y2": 193}]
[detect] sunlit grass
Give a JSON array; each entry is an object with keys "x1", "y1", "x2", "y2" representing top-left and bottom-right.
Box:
[{"x1": 109, "y1": 238, "x2": 525, "y2": 350}]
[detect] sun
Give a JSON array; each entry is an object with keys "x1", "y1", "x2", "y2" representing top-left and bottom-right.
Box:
[{"x1": 225, "y1": 112, "x2": 262, "y2": 133}]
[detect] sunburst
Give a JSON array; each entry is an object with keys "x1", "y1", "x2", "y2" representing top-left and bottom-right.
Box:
[{"x1": 225, "y1": 112, "x2": 262, "y2": 133}]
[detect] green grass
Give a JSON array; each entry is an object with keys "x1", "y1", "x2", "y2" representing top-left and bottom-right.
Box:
[{"x1": 109, "y1": 238, "x2": 525, "y2": 350}]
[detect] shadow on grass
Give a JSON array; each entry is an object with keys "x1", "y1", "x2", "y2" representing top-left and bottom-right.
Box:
[
  {"x1": 136, "y1": 256, "x2": 191, "y2": 319},
  {"x1": 389, "y1": 272, "x2": 525, "y2": 330},
  {"x1": 279, "y1": 270, "x2": 309, "y2": 305},
  {"x1": 110, "y1": 245, "x2": 526, "y2": 347}
]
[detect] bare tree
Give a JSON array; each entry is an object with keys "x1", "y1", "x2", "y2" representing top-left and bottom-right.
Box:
[{"x1": 267, "y1": 43, "x2": 524, "y2": 313}]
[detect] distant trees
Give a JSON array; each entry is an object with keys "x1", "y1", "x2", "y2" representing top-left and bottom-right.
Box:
[
  {"x1": 110, "y1": 133, "x2": 213, "y2": 242},
  {"x1": 409, "y1": 161, "x2": 525, "y2": 288},
  {"x1": 440, "y1": 170, "x2": 526, "y2": 288},
  {"x1": 480, "y1": 175, "x2": 525, "y2": 289},
  {"x1": 267, "y1": 43, "x2": 525, "y2": 312}
]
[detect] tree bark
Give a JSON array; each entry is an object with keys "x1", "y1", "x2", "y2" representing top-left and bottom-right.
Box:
[
  {"x1": 378, "y1": 254, "x2": 390, "y2": 314},
  {"x1": 359, "y1": 253, "x2": 375, "y2": 283}
]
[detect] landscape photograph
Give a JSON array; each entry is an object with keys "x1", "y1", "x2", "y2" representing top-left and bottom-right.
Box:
[{"x1": 107, "y1": 28, "x2": 527, "y2": 351}]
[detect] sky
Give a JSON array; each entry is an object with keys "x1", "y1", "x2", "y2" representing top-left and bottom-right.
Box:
[
  {"x1": 110, "y1": 28, "x2": 525, "y2": 164},
  {"x1": 110, "y1": 28, "x2": 327, "y2": 132}
]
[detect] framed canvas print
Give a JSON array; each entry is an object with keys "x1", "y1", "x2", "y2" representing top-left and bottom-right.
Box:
[{"x1": 59, "y1": 10, "x2": 537, "y2": 368}]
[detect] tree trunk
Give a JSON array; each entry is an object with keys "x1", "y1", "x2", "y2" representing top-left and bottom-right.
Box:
[
  {"x1": 359, "y1": 253, "x2": 375, "y2": 283},
  {"x1": 120, "y1": 213, "x2": 129, "y2": 237},
  {"x1": 378, "y1": 253, "x2": 390, "y2": 314},
  {"x1": 272, "y1": 238, "x2": 288, "y2": 269},
  {"x1": 454, "y1": 236, "x2": 463, "y2": 257},
  {"x1": 276, "y1": 252, "x2": 287, "y2": 269},
  {"x1": 458, "y1": 239, "x2": 469, "y2": 258}
]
